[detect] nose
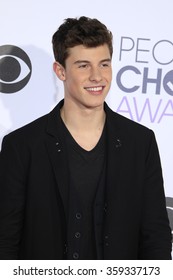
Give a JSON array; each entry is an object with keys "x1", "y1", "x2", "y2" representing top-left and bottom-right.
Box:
[{"x1": 89, "y1": 67, "x2": 102, "y2": 82}]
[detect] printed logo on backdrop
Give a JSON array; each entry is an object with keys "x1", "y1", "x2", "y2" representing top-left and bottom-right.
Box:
[
  {"x1": 115, "y1": 37, "x2": 173, "y2": 123},
  {"x1": 0, "y1": 45, "x2": 32, "y2": 93},
  {"x1": 166, "y1": 197, "x2": 173, "y2": 242}
]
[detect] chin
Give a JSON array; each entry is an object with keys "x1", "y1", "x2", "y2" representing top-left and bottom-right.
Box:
[{"x1": 83, "y1": 99, "x2": 105, "y2": 109}]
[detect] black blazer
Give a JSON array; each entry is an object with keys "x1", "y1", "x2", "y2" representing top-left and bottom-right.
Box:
[{"x1": 0, "y1": 100, "x2": 172, "y2": 259}]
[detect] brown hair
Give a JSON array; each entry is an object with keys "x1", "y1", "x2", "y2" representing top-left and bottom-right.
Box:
[{"x1": 52, "y1": 16, "x2": 113, "y2": 67}]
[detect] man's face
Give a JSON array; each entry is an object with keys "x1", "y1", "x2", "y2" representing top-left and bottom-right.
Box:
[{"x1": 60, "y1": 44, "x2": 112, "y2": 109}]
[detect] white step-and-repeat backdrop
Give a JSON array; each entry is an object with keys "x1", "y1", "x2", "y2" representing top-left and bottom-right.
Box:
[{"x1": 0, "y1": 0, "x2": 173, "y2": 246}]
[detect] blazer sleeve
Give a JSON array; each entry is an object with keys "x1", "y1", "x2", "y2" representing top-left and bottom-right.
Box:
[
  {"x1": 139, "y1": 130, "x2": 172, "y2": 259},
  {"x1": 0, "y1": 135, "x2": 26, "y2": 259}
]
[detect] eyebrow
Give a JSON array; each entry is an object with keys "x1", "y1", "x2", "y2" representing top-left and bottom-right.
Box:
[{"x1": 74, "y1": 58, "x2": 112, "y2": 64}]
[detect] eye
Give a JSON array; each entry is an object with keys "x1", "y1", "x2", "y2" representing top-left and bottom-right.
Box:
[
  {"x1": 0, "y1": 45, "x2": 32, "y2": 94},
  {"x1": 101, "y1": 62, "x2": 110, "y2": 68},
  {"x1": 78, "y1": 64, "x2": 88, "y2": 69}
]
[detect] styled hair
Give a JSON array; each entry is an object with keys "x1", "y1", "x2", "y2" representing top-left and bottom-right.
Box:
[{"x1": 52, "y1": 16, "x2": 113, "y2": 67}]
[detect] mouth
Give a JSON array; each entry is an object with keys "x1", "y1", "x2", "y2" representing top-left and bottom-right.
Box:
[{"x1": 84, "y1": 86, "x2": 105, "y2": 95}]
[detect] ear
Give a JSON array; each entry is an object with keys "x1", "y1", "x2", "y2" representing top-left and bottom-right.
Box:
[{"x1": 53, "y1": 61, "x2": 66, "y2": 81}]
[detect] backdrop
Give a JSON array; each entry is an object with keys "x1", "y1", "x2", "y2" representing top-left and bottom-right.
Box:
[{"x1": 0, "y1": 0, "x2": 173, "y2": 248}]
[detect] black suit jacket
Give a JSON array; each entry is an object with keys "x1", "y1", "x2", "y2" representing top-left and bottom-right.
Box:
[{"x1": 0, "y1": 100, "x2": 172, "y2": 259}]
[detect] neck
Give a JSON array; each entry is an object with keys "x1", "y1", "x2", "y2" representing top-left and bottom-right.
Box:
[{"x1": 60, "y1": 99, "x2": 106, "y2": 133}]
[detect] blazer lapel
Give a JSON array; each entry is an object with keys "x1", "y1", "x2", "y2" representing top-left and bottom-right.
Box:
[
  {"x1": 44, "y1": 101, "x2": 69, "y2": 220},
  {"x1": 105, "y1": 104, "x2": 124, "y2": 210}
]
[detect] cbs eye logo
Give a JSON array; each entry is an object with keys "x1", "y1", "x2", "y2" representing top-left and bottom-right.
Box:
[
  {"x1": 0, "y1": 45, "x2": 32, "y2": 94},
  {"x1": 166, "y1": 197, "x2": 173, "y2": 242}
]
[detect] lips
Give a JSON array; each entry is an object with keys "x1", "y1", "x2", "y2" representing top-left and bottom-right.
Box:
[{"x1": 84, "y1": 86, "x2": 104, "y2": 92}]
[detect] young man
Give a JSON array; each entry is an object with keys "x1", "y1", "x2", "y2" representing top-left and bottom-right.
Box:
[{"x1": 0, "y1": 16, "x2": 172, "y2": 260}]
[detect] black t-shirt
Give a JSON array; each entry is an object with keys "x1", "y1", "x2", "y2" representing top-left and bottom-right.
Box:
[{"x1": 62, "y1": 120, "x2": 106, "y2": 259}]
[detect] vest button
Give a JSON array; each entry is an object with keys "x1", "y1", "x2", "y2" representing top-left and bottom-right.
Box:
[
  {"x1": 73, "y1": 252, "x2": 79, "y2": 259},
  {"x1": 75, "y1": 232, "x2": 81, "y2": 238},
  {"x1": 76, "y1": 212, "x2": 82, "y2": 219},
  {"x1": 104, "y1": 203, "x2": 108, "y2": 212}
]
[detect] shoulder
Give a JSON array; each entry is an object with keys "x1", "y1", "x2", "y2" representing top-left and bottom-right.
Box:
[
  {"x1": 2, "y1": 100, "x2": 63, "y2": 146},
  {"x1": 3, "y1": 113, "x2": 49, "y2": 145},
  {"x1": 104, "y1": 103, "x2": 157, "y2": 154},
  {"x1": 104, "y1": 103, "x2": 160, "y2": 162},
  {"x1": 105, "y1": 102, "x2": 152, "y2": 135},
  {"x1": 0, "y1": 115, "x2": 49, "y2": 159}
]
